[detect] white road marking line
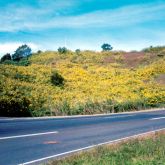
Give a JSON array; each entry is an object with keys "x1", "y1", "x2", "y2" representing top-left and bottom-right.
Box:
[
  {"x1": 19, "y1": 127, "x2": 165, "y2": 165},
  {"x1": 149, "y1": 117, "x2": 165, "y2": 120},
  {"x1": 104, "y1": 114, "x2": 135, "y2": 119},
  {"x1": 0, "y1": 131, "x2": 58, "y2": 140}
]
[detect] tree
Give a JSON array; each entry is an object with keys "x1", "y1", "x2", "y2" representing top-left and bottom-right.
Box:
[
  {"x1": 101, "y1": 43, "x2": 113, "y2": 51},
  {"x1": 12, "y1": 44, "x2": 32, "y2": 61},
  {"x1": 37, "y1": 50, "x2": 42, "y2": 54},
  {"x1": 75, "y1": 49, "x2": 81, "y2": 54},
  {"x1": 0, "y1": 53, "x2": 11, "y2": 63},
  {"x1": 58, "y1": 47, "x2": 68, "y2": 54}
]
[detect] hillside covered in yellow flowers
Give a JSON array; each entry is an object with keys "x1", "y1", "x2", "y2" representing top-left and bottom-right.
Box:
[{"x1": 0, "y1": 48, "x2": 165, "y2": 116}]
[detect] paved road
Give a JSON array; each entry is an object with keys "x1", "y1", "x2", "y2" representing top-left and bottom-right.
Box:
[{"x1": 0, "y1": 109, "x2": 165, "y2": 165}]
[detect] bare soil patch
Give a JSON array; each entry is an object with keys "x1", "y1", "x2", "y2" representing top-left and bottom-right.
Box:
[{"x1": 155, "y1": 74, "x2": 165, "y2": 85}]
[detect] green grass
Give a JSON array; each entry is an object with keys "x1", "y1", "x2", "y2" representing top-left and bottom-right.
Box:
[{"x1": 47, "y1": 132, "x2": 165, "y2": 165}]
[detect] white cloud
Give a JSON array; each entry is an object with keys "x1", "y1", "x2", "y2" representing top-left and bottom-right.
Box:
[
  {"x1": 0, "y1": 2, "x2": 165, "y2": 32},
  {"x1": 45, "y1": 2, "x2": 165, "y2": 28},
  {"x1": 0, "y1": 0, "x2": 80, "y2": 32},
  {"x1": 0, "y1": 42, "x2": 40, "y2": 57}
]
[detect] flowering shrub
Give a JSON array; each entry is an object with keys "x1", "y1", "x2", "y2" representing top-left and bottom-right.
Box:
[{"x1": 0, "y1": 51, "x2": 165, "y2": 116}]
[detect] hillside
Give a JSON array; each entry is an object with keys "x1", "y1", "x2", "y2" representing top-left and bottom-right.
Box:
[{"x1": 0, "y1": 48, "x2": 165, "y2": 116}]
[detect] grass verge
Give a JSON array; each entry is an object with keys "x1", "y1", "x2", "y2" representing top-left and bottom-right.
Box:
[{"x1": 47, "y1": 130, "x2": 165, "y2": 165}]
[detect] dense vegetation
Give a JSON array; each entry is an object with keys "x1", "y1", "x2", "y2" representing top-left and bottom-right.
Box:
[
  {"x1": 48, "y1": 131, "x2": 165, "y2": 165},
  {"x1": 0, "y1": 46, "x2": 165, "y2": 116}
]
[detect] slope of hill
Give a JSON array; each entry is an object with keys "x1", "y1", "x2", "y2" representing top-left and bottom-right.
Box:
[{"x1": 0, "y1": 49, "x2": 165, "y2": 116}]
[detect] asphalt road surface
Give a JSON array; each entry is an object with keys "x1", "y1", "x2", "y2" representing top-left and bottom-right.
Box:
[{"x1": 0, "y1": 109, "x2": 165, "y2": 165}]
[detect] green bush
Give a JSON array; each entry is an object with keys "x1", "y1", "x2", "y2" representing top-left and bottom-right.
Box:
[
  {"x1": 75, "y1": 49, "x2": 81, "y2": 55},
  {"x1": 58, "y1": 47, "x2": 68, "y2": 54},
  {"x1": 17, "y1": 58, "x2": 31, "y2": 66},
  {"x1": 2, "y1": 58, "x2": 30, "y2": 66},
  {"x1": 0, "y1": 98, "x2": 31, "y2": 117},
  {"x1": 1, "y1": 60, "x2": 15, "y2": 65},
  {"x1": 51, "y1": 71, "x2": 65, "y2": 86},
  {"x1": 0, "y1": 53, "x2": 11, "y2": 63}
]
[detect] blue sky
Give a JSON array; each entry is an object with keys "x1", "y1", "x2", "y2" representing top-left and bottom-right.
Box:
[{"x1": 0, "y1": 0, "x2": 165, "y2": 55}]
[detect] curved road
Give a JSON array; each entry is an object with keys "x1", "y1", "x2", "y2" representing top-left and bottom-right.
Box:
[{"x1": 0, "y1": 109, "x2": 165, "y2": 165}]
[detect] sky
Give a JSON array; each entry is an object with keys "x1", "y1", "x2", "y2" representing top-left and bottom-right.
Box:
[{"x1": 0, "y1": 0, "x2": 165, "y2": 56}]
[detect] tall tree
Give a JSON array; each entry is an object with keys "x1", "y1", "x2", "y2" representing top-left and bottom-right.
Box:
[
  {"x1": 101, "y1": 43, "x2": 113, "y2": 51},
  {"x1": 12, "y1": 44, "x2": 32, "y2": 61}
]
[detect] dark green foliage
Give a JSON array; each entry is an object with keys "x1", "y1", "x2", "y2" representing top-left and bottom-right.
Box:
[
  {"x1": 101, "y1": 43, "x2": 113, "y2": 51},
  {"x1": 60, "y1": 101, "x2": 72, "y2": 115},
  {"x1": 0, "y1": 53, "x2": 11, "y2": 63},
  {"x1": 0, "y1": 45, "x2": 31, "y2": 66},
  {"x1": 58, "y1": 47, "x2": 68, "y2": 54},
  {"x1": 75, "y1": 49, "x2": 81, "y2": 55},
  {"x1": 30, "y1": 107, "x2": 52, "y2": 117},
  {"x1": 17, "y1": 57, "x2": 31, "y2": 66},
  {"x1": 12, "y1": 44, "x2": 32, "y2": 61},
  {"x1": 37, "y1": 50, "x2": 42, "y2": 54},
  {"x1": 2, "y1": 57, "x2": 30, "y2": 66},
  {"x1": 0, "y1": 99, "x2": 31, "y2": 117},
  {"x1": 14, "y1": 73, "x2": 32, "y2": 82},
  {"x1": 51, "y1": 71, "x2": 65, "y2": 86},
  {"x1": 2, "y1": 60, "x2": 19, "y2": 65},
  {"x1": 54, "y1": 99, "x2": 155, "y2": 116}
]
